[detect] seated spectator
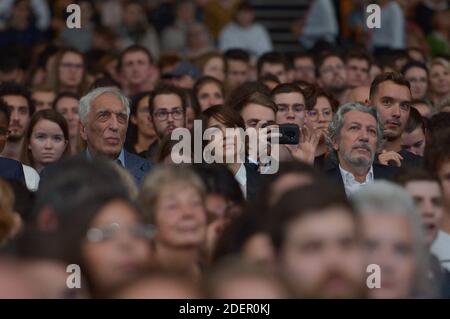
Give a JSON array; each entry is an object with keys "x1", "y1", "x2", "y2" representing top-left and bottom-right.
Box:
[
  {"x1": 77, "y1": 86, "x2": 153, "y2": 185},
  {"x1": 429, "y1": 58, "x2": 450, "y2": 107},
  {"x1": 195, "y1": 52, "x2": 225, "y2": 82},
  {"x1": 125, "y1": 92, "x2": 157, "y2": 155},
  {"x1": 268, "y1": 183, "x2": 366, "y2": 298},
  {"x1": 326, "y1": 102, "x2": 397, "y2": 197},
  {"x1": 400, "y1": 107, "x2": 427, "y2": 157},
  {"x1": 345, "y1": 49, "x2": 372, "y2": 89},
  {"x1": 53, "y1": 92, "x2": 82, "y2": 155},
  {"x1": 317, "y1": 52, "x2": 348, "y2": 104},
  {"x1": 139, "y1": 166, "x2": 207, "y2": 281},
  {"x1": 224, "y1": 49, "x2": 251, "y2": 92},
  {"x1": 118, "y1": 1, "x2": 160, "y2": 61},
  {"x1": 19, "y1": 109, "x2": 69, "y2": 175},
  {"x1": 193, "y1": 76, "x2": 225, "y2": 112},
  {"x1": 0, "y1": 178, "x2": 22, "y2": 246},
  {"x1": 402, "y1": 61, "x2": 429, "y2": 100},
  {"x1": 31, "y1": 86, "x2": 55, "y2": 112},
  {"x1": 291, "y1": 52, "x2": 316, "y2": 84},
  {"x1": 219, "y1": 1, "x2": 272, "y2": 58},
  {"x1": 352, "y1": 181, "x2": 436, "y2": 298},
  {"x1": 257, "y1": 52, "x2": 289, "y2": 83}
]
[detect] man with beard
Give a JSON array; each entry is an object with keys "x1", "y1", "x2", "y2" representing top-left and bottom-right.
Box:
[
  {"x1": 369, "y1": 72, "x2": 422, "y2": 168},
  {"x1": 325, "y1": 103, "x2": 398, "y2": 197},
  {"x1": 0, "y1": 82, "x2": 34, "y2": 161},
  {"x1": 140, "y1": 84, "x2": 187, "y2": 161},
  {"x1": 317, "y1": 53, "x2": 348, "y2": 104},
  {"x1": 269, "y1": 183, "x2": 367, "y2": 298}
]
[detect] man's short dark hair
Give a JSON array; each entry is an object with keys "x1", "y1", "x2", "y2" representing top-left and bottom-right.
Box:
[
  {"x1": 269, "y1": 183, "x2": 354, "y2": 253},
  {"x1": 0, "y1": 82, "x2": 35, "y2": 115},
  {"x1": 53, "y1": 92, "x2": 80, "y2": 110},
  {"x1": 117, "y1": 44, "x2": 154, "y2": 72},
  {"x1": 369, "y1": 72, "x2": 411, "y2": 100},
  {"x1": 224, "y1": 48, "x2": 250, "y2": 64},
  {"x1": 257, "y1": 52, "x2": 288, "y2": 76},
  {"x1": 405, "y1": 107, "x2": 427, "y2": 134},
  {"x1": 401, "y1": 61, "x2": 429, "y2": 76},
  {"x1": 316, "y1": 52, "x2": 344, "y2": 77},
  {"x1": 345, "y1": 49, "x2": 372, "y2": 68},
  {"x1": 149, "y1": 84, "x2": 187, "y2": 115},
  {"x1": 271, "y1": 83, "x2": 304, "y2": 99},
  {"x1": 393, "y1": 168, "x2": 440, "y2": 188}
]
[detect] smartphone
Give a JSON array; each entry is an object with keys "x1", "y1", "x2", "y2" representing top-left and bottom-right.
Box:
[{"x1": 278, "y1": 124, "x2": 300, "y2": 144}]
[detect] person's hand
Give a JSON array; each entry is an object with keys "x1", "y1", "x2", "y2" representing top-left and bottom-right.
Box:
[
  {"x1": 285, "y1": 126, "x2": 319, "y2": 165},
  {"x1": 378, "y1": 150, "x2": 403, "y2": 167}
]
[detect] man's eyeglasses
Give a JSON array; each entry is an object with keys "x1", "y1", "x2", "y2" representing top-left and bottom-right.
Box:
[
  {"x1": 86, "y1": 223, "x2": 156, "y2": 243},
  {"x1": 153, "y1": 108, "x2": 184, "y2": 121}
]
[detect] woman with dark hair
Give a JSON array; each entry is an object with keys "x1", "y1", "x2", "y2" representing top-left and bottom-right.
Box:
[
  {"x1": 53, "y1": 91, "x2": 81, "y2": 155},
  {"x1": 193, "y1": 76, "x2": 225, "y2": 111},
  {"x1": 20, "y1": 109, "x2": 70, "y2": 173},
  {"x1": 401, "y1": 107, "x2": 427, "y2": 156},
  {"x1": 125, "y1": 91, "x2": 157, "y2": 155},
  {"x1": 201, "y1": 104, "x2": 260, "y2": 200},
  {"x1": 401, "y1": 61, "x2": 429, "y2": 100},
  {"x1": 303, "y1": 85, "x2": 339, "y2": 167}
]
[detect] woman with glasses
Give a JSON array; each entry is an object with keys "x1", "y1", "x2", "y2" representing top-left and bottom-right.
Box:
[
  {"x1": 46, "y1": 48, "x2": 89, "y2": 96},
  {"x1": 139, "y1": 165, "x2": 207, "y2": 281},
  {"x1": 303, "y1": 85, "x2": 339, "y2": 168},
  {"x1": 63, "y1": 193, "x2": 153, "y2": 298}
]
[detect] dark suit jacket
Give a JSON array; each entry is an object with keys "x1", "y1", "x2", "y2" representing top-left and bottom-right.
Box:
[
  {"x1": 0, "y1": 157, "x2": 26, "y2": 184},
  {"x1": 122, "y1": 150, "x2": 153, "y2": 185},
  {"x1": 325, "y1": 163, "x2": 399, "y2": 193},
  {"x1": 244, "y1": 162, "x2": 260, "y2": 201}
]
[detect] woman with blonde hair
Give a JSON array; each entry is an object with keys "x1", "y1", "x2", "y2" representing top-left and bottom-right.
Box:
[
  {"x1": 428, "y1": 58, "x2": 450, "y2": 107},
  {"x1": 139, "y1": 165, "x2": 207, "y2": 281},
  {"x1": 0, "y1": 179, "x2": 21, "y2": 246}
]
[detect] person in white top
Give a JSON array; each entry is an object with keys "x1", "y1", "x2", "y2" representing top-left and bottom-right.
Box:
[{"x1": 219, "y1": 1, "x2": 272, "y2": 58}]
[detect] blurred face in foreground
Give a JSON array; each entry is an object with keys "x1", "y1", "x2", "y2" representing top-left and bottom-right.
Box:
[{"x1": 279, "y1": 206, "x2": 366, "y2": 298}]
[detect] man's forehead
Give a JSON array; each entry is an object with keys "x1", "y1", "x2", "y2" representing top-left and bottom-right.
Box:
[
  {"x1": 376, "y1": 81, "x2": 411, "y2": 98},
  {"x1": 323, "y1": 56, "x2": 344, "y2": 66},
  {"x1": 154, "y1": 93, "x2": 182, "y2": 107},
  {"x1": 91, "y1": 93, "x2": 125, "y2": 110},
  {"x1": 2, "y1": 95, "x2": 29, "y2": 107},
  {"x1": 344, "y1": 110, "x2": 376, "y2": 124},
  {"x1": 123, "y1": 51, "x2": 150, "y2": 63}
]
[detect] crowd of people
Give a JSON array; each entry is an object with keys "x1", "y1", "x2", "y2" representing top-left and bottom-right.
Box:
[{"x1": 0, "y1": 0, "x2": 450, "y2": 299}]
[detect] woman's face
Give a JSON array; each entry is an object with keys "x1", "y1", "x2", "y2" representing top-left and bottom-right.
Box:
[
  {"x1": 58, "y1": 52, "x2": 84, "y2": 89},
  {"x1": 29, "y1": 119, "x2": 67, "y2": 169},
  {"x1": 82, "y1": 200, "x2": 152, "y2": 294},
  {"x1": 203, "y1": 57, "x2": 225, "y2": 82},
  {"x1": 197, "y1": 82, "x2": 224, "y2": 111},
  {"x1": 55, "y1": 97, "x2": 79, "y2": 139},
  {"x1": 131, "y1": 95, "x2": 156, "y2": 139},
  {"x1": 305, "y1": 96, "x2": 333, "y2": 136},
  {"x1": 404, "y1": 67, "x2": 428, "y2": 100},
  {"x1": 206, "y1": 117, "x2": 244, "y2": 163},
  {"x1": 154, "y1": 183, "x2": 207, "y2": 248},
  {"x1": 429, "y1": 64, "x2": 450, "y2": 96}
]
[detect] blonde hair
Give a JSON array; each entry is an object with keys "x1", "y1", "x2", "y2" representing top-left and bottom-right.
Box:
[{"x1": 138, "y1": 165, "x2": 205, "y2": 223}]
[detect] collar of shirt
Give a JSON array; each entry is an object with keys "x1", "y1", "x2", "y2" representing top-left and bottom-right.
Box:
[
  {"x1": 339, "y1": 164, "x2": 374, "y2": 197},
  {"x1": 234, "y1": 164, "x2": 247, "y2": 198},
  {"x1": 86, "y1": 148, "x2": 125, "y2": 168}
]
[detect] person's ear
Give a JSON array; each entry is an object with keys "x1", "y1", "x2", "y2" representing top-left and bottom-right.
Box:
[
  {"x1": 332, "y1": 137, "x2": 339, "y2": 151},
  {"x1": 79, "y1": 121, "x2": 87, "y2": 141},
  {"x1": 130, "y1": 114, "x2": 137, "y2": 125}
]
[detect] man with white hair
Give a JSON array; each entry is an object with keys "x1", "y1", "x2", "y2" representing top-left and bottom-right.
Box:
[
  {"x1": 352, "y1": 181, "x2": 437, "y2": 298},
  {"x1": 78, "y1": 86, "x2": 153, "y2": 184},
  {"x1": 326, "y1": 102, "x2": 398, "y2": 197}
]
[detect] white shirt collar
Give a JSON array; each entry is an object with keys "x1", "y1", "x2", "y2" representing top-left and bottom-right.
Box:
[
  {"x1": 234, "y1": 164, "x2": 247, "y2": 198},
  {"x1": 339, "y1": 165, "x2": 374, "y2": 197}
]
